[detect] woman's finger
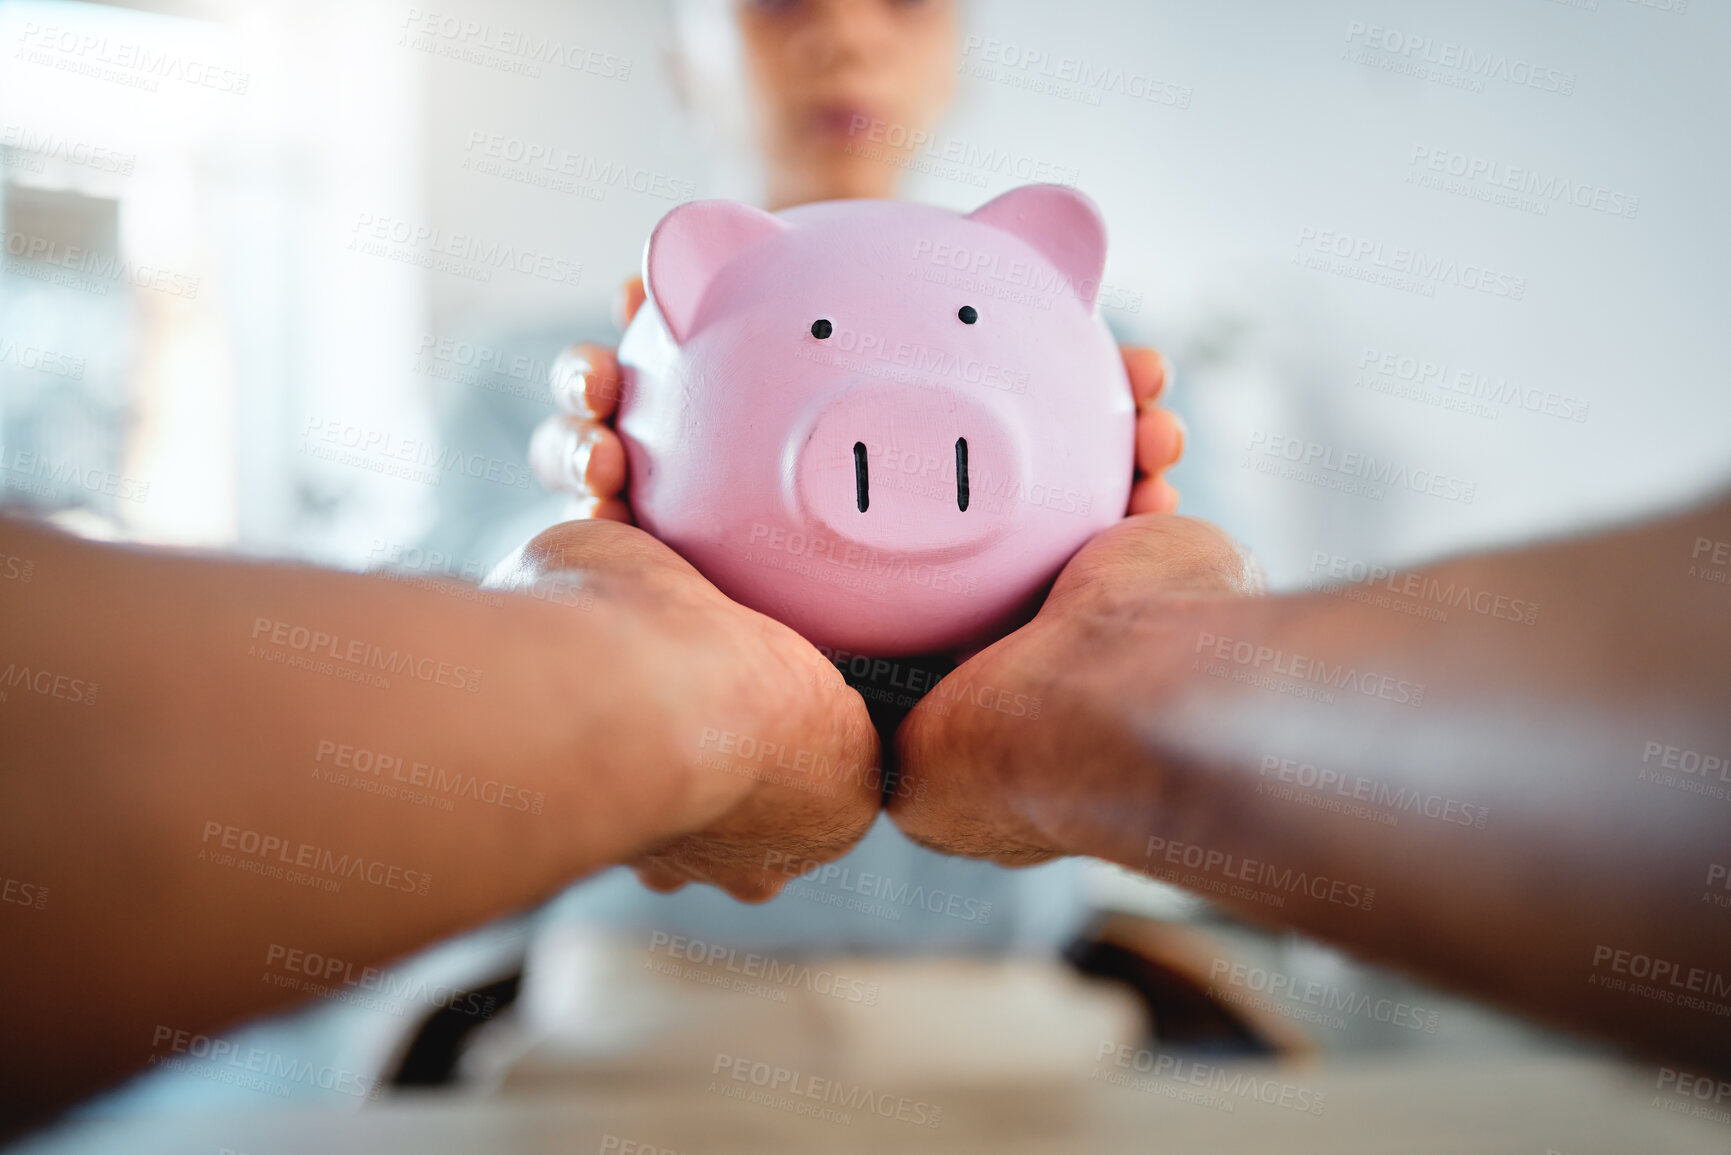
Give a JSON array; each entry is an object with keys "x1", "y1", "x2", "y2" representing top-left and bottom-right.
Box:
[
  {"x1": 1135, "y1": 407, "x2": 1186, "y2": 475},
  {"x1": 1121, "y1": 346, "x2": 1167, "y2": 409},
  {"x1": 530, "y1": 415, "x2": 628, "y2": 498},
  {"x1": 1127, "y1": 475, "x2": 1180, "y2": 515},
  {"x1": 549, "y1": 343, "x2": 625, "y2": 419}
]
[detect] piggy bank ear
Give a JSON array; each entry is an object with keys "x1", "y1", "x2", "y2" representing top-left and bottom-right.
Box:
[
  {"x1": 644, "y1": 200, "x2": 787, "y2": 342},
  {"x1": 966, "y1": 184, "x2": 1108, "y2": 309}
]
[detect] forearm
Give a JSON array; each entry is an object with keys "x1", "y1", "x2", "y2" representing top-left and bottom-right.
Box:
[
  {"x1": 1049, "y1": 501, "x2": 1731, "y2": 1067},
  {"x1": 0, "y1": 520, "x2": 694, "y2": 1125}
]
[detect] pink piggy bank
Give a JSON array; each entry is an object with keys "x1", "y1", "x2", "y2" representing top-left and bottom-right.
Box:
[{"x1": 616, "y1": 184, "x2": 1134, "y2": 656}]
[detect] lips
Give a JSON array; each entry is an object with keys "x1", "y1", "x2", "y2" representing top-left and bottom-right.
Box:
[{"x1": 811, "y1": 103, "x2": 878, "y2": 142}]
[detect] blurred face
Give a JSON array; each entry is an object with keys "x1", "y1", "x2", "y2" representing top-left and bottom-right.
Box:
[{"x1": 734, "y1": 0, "x2": 958, "y2": 209}]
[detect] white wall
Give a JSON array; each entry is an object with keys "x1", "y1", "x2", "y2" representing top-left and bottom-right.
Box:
[
  {"x1": 9, "y1": 0, "x2": 1727, "y2": 574},
  {"x1": 415, "y1": 0, "x2": 1731, "y2": 582}
]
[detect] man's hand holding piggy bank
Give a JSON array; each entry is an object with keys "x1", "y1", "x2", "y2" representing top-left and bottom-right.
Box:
[
  {"x1": 531, "y1": 185, "x2": 1185, "y2": 651},
  {"x1": 521, "y1": 185, "x2": 1192, "y2": 886}
]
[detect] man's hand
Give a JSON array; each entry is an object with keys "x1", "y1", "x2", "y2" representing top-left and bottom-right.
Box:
[
  {"x1": 530, "y1": 277, "x2": 1187, "y2": 521},
  {"x1": 489, "y1": 518, "x2": 882, "y2": 901},
  {"x1": 889, "y1": 514, "x2": 1260, "y2": 866}
]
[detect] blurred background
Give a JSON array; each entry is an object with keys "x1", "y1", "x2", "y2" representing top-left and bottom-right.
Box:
[{"x1": 4, "y1": 0, "x2": 1728, "y2": 1150}]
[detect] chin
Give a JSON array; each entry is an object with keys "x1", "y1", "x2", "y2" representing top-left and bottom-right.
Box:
[{"x1": 804, "y1": 158, "x2": 899, "y2": 202}]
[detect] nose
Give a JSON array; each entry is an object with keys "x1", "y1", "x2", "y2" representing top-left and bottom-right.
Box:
[{"x1": 794, "y1": 384, "x2": 1019, "y2": 556}]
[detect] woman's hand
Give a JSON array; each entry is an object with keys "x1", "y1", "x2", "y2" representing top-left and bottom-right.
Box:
[
  {"x1": 488, "y1": 517, "x2": 882, "y2": 901},
  {"x1": 1123, "y1": 346, "x2": 1185, "y2": 515},
  {"x1": 529, "y1": 277, "x2": 1186, "y2": 521},
  {"x1": 527, "y1": 279, "x2": 645, "y2": 523}
]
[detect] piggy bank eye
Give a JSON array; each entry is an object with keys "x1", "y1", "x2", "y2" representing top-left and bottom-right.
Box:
[
  {"x1": 810, "y1": 319, "x2": 833, "y2": 339},
  {"x1": 957, "y1": 305, "x2": 978, "y2": 325}
]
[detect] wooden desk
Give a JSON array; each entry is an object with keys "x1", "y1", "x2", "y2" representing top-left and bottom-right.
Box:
[{"x1": 18, "y1": 1056, "x2": 1728, "y2": 1154}]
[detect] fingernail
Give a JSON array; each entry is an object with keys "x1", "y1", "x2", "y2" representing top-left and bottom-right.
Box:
[
  {"x1": 549, "y1": 349, "x2": 595, "y2": 412},
  {"x1": 567, "y1": 424, "x2": 603, "y2": 488}
]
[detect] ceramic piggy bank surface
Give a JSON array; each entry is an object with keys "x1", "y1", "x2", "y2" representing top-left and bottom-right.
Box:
[{"x1": 616, "y1": 184, "x2": 1134, "y2": 655}]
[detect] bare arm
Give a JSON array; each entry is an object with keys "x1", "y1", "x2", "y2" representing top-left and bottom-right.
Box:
[
  {"x1": 894, "y1": 498, "x2": 1731, "y2": 1071},
  {"x1": 0, "y1": 517, "x2": 878, "y2": 1132}
]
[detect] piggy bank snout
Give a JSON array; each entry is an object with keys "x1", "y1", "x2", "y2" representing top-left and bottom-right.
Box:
[{"x1": 793, "y1": 384, "x2": 1018, "y2": 557}]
